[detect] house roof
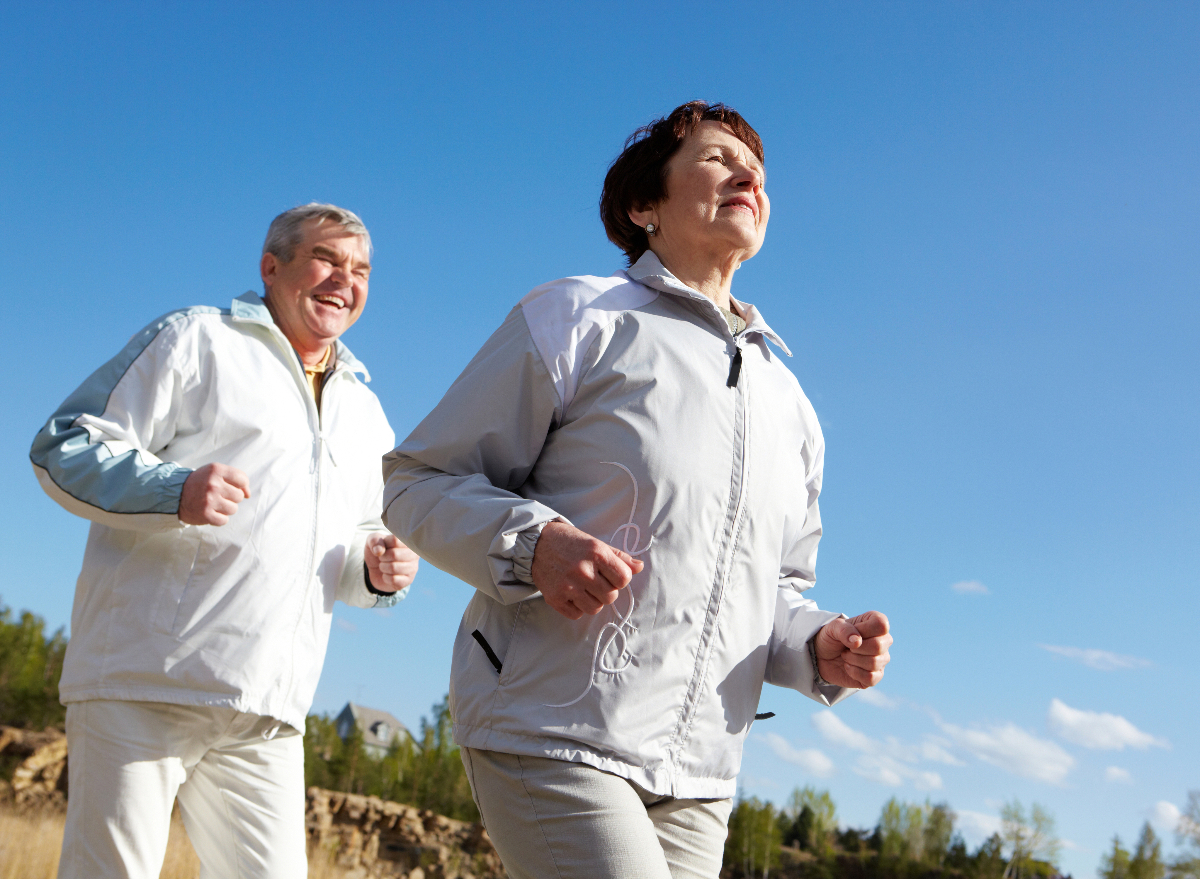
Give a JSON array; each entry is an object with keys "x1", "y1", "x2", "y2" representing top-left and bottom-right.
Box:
[{"x1": 337, "y1": 702, "x2": 411, "y2": 752}]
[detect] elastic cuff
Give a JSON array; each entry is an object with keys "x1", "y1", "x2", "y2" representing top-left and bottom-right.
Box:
[
  {"x1": 364, "y1": 561, "x2": 388, "y2": 596},
  {"x1": 808, "y1": 633, "x2": 835, "y2": 694},
  {"x1": 511, "y1": 521, "x2": 548, "y2": 585}
]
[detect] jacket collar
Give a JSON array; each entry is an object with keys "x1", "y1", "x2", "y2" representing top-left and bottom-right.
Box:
[
  {"x1": 624, "y1": 252, "x2": 792, "y2": 356},
  {"x1": 229, "y1": 291, "x2": 371, "y2": 381}
]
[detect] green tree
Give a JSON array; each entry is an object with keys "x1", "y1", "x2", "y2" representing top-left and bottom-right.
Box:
[
  {"x1": 1171, "y1": 791, "x2": 1200, "y2": 879},
  {"x1": 971, "y1": 833, "x2": 1008, "y2": 879},
  {"x1": 924, "y1": 802, "x2": 957, "y2": 867},
  {"x1": 1100, "y1": 835, "x2": 1132, "y2": 879},
  {"x1": 780, "y1": 786, "x2": 836, "y2": 853},
  {"x1": 1000, "y1": 800, "x2": 1060, "y2": 879},
  {"x1": 1131, "y1": 823, "x2": 1165, "y2": 879},
  {"x1": 0, "y1": 602, "x2": 68, "y2": 729},
  {"x1": 725, "y1": 797, "x2": 781, "y2": 878},
  {"x1": 879, "y1": 797, "x2": 945, "y2": 862}
]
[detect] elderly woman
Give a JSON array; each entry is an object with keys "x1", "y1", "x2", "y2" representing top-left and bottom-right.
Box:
[{"x1": 383, "y1": 101, "x2": 892, "y2": 878}]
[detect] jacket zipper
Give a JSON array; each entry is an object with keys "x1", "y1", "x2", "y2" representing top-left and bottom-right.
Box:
[
  {"x1": 274, "y1": 334, "x2": 332, "y2": 717},
  {"x1": 669, "y1": 337, "x2": 752, "y2": 792}
]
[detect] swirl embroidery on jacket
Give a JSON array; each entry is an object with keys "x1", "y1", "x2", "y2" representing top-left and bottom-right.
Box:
[{"x1": 544, "y1": 461, "x2": 654, "y2": 708}]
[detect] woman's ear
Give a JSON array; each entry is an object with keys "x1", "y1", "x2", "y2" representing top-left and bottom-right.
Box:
[{"x1": 628, "y1": 205, "x2": 657, "y2": 231}]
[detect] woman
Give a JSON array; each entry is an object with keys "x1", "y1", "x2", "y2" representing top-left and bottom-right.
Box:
[{"x1": 383, "y1": 101, "x2": 892, "y2": 879}]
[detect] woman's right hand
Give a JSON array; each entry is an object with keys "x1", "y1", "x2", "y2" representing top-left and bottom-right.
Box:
[{"x1": 531, "y1": 520, "x2": 644, "y2": 620}]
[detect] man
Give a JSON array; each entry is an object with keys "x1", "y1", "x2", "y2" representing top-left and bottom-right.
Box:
[{"x1": 30, "y1": 203, "x2": 417, "y2": 878}]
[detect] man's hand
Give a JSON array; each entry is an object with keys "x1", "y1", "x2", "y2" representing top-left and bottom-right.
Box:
[
  {"x1": 814, "y1": 611, "x2": 892, "y2": 689},
  {"x1": 179, "y1": 463, "x2": 251, "y2": 526},
  {"x1": 530, "y1": 520, "x2": 644, "y2": 620},
  {"x1": 365, "y1": 533, "x2": 419, "y2": 593}
]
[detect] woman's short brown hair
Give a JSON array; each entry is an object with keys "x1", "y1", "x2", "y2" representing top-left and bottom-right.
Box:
[{"x1": 600, "y1": 101, "x2": 764, "y2": 265}]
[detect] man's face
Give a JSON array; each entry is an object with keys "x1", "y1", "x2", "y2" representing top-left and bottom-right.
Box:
[{"x1": 261, "y1": 220, "x2": 371, "y2": 362}]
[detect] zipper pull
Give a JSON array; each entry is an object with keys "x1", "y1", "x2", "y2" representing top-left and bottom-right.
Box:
[{"x1": 726, "y1": 347, "x2": 743, "y2": 388}]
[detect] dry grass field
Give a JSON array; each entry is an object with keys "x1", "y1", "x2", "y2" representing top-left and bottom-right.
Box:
[{"x1": 0, "y1": 805, "x2": 347, "y2": 879}]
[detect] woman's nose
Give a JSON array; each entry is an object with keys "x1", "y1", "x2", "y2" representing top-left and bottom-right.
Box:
[{"x1": 735, "y1": 166, "x2": 763, "y2": 190}]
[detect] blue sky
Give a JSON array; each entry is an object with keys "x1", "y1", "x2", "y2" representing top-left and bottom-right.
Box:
[{"x1": 2, "y1": 2, "x2": 1197, "y2": 874}]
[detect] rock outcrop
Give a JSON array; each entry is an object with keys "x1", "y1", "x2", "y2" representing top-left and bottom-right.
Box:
[
  {"x1": 0, "y1": 726, "x2": 504, "y2": 878},
  {"x1": 0, "y1": 725, "x2": 69, "y2": 809},
  {"x1": 306, "y1": 788, "x2": 503, "y2": 879}
]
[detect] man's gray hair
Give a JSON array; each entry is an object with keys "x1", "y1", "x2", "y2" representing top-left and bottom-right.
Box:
[{"x1": 262, "y1": 203, "x2": 373, "y2": 263}]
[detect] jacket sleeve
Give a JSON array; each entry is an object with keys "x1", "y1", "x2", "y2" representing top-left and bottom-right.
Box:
[
  {"x1": 382, "y1": 305, "x2": 564, "y2": 604},
  {"x1": 29, "y1": 312, "x2": 199, "y2": 532},
  {"x1": 338, "y1": 414, "x2": 407, "y2": 611},
  {"x1": 763, "y1": 410, "x2": 855, "y2": 706}
]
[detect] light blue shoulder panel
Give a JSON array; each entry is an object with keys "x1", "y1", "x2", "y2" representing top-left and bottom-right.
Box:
[{"x1": 30, "y1": 304, "x2": 227, "y2": 517}]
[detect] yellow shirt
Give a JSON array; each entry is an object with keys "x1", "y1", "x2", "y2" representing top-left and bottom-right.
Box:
[{"x1": 304, "y1": 345, "x2": 333, "y2": 410}]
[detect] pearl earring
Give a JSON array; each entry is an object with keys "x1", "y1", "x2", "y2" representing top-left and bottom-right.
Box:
[{"x1": 645, "y1": 223, "x2": 656, "y2": 236}]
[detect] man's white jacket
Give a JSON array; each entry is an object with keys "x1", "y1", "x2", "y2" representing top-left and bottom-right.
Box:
[
  {"x1": 31, "y1": 292, "x2": 398, "y2": 731},
  {"x1": 383, "y1": 252, "x2": 851, "y2": 800}
]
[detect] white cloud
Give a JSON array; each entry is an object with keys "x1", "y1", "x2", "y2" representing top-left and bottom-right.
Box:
[
  {"x1": 938, "y1": 720, "x2": 1074, "y2": 784},
  {"x1": 1048, "y1": 699, "x2": 1169, "y2": 750},
  {"x1": 1039, "y1": 644, "x2": 1153, "y2": 671},
  {"x1": 762, "y1": 733, "x2": 835, "y2": 778},
  {"x1": 811, "y1": 713, "x2": 948, "y2": 790},
  {"x1": 856, "y1": 688, "x2": 900, "y2": 709},
  {"x1": 1149, "y1": 801, "x2": 1181, "y2": 832},
  {"x1": 952, "y1": 580, "x2": 990, "y2": 595},
  {"x1": 813, "y1": 711, "x2": 875, "y2": 752},
  {"x1": 855, "y1": 759, "x2": 905, "y2": 786},
  {"x1": 957, "y1": 810, "x2": 1001, "y2": 845},
  {"x1": 914, "y1": 771, "x2": 944, "y2": 791},
  {"x1": 1105, "y1": 766, "x2": 1133, "y2": 784},
  {"x1": 335, "y1": 618, "x2": 357, "y2": 633},
  {"x1": 921, "y1": 739, "x2": 966, "y2": 766}
]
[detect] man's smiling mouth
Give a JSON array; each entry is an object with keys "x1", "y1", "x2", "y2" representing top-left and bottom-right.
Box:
[{"x1": 314, "y1": 294, "x2": 347, "y2": 309}]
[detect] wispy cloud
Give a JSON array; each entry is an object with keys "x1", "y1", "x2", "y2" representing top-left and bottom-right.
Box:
[
  {"x1": 952, "y1": 580, "x2": 990, "y2": 595},
  {"x1": 1149, "y1": 801, "x2": 1181, "y2": 832},
  {"x1": 335, "y1": 618, "x2": 357, "y2": 633},
  {"x1": 1104, "y1": 766, "x2": 1132, "y2": 784},
  {"x1": 956, "y1": 810, "x2": 1001, "y2": 845},
  {"x1": 761, "y1": 733, "x2": 835, "y2": 778},
  {"x1": 811, "y1": 712, "x2": 949, "y2": 789},
  {"x1": 1039, "y1": 644, "x2": 1152, "y2": 671},
  {"x1": 1048, "y1": 699, "x2": 1168, "y2": 750},
  {"x1": 938, "y1": 720, "x2": 1074, "y2": 784},
  {"x1": 813, "y1": 711, "x2": 876, "y2": 752},
  {"x1": 856, "y1": 688, "x2": 900, "y2": 709},
  {"x1": 921, "y1": 739, "x2": 966, "y2": 766}
]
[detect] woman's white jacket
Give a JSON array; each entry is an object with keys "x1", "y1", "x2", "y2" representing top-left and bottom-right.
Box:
[
  {"x1": 383, "y1": 252, "x2": 851, "y2": 799},
  {"x1": 30, "y1": 293, "x2": 397, "y2": 731}
]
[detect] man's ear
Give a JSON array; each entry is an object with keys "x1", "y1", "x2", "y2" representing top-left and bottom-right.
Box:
[{"x1": 260, "y1": 251, "x2": 278, "y2": 294}]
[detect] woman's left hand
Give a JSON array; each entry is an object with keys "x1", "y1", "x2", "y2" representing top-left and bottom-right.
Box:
[{"x1": 813, "y1": 611, "x2": 892, "y2": 689}]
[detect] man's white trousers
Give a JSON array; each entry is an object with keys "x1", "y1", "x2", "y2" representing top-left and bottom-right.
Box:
[{"x1": 58, "y1": 700, "x2": 307, "y2": 879}]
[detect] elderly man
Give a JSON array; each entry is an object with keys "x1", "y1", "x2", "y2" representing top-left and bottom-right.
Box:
[{"x1": 30, "y1": 203, "x2": 417, "y2": 879}]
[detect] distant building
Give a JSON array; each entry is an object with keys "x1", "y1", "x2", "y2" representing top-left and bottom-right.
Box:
[{"x1": 335, "y1": 702, "x2": 412, "y2": 758}]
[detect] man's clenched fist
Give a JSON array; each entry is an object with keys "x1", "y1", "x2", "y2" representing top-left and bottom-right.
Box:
[
  {"x1": 365, "y1": 533, "x2": 419, "y2": 593},
  {"x1": 813, "y1": 611, "x2": 892, "y2": 689},
  {"x1": 179, "y1": 463, "x2": 251, "y2": 526}
]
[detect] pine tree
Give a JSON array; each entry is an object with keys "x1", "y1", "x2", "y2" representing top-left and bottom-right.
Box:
[
  {"x1": 1130, "y1": 822, "x2": 1165, "y2": 879},
  {"x1": 1100, "y1": 835, "x2": 1132, "y2": 879}
]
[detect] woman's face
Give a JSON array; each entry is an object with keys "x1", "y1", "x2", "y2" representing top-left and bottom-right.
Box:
[{"x1": 640, "y1": 120, "x2": 769, "y2": 264}]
